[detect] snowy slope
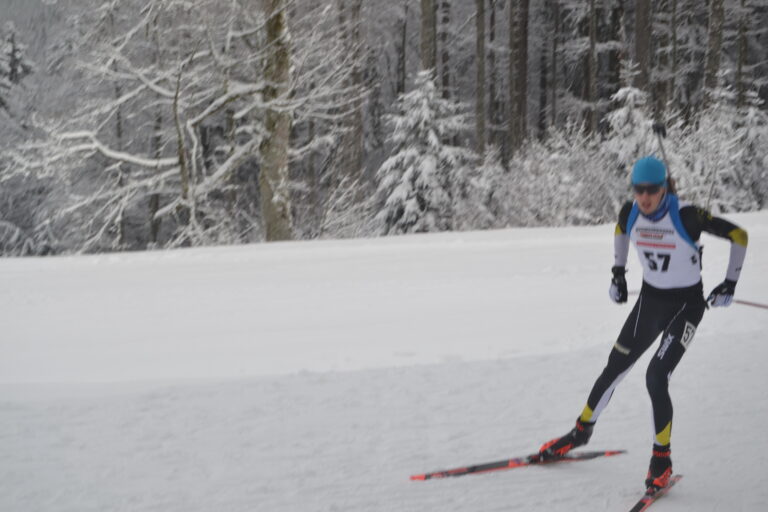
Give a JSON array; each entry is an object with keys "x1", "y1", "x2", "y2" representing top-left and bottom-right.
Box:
[{"x1": 1, "y1": 211, "x2": 767, "y2": 511}]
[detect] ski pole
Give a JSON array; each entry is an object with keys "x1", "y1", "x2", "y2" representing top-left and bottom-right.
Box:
[
  {"x1": 733, "y1": 299, "x2": 768, "y2": 310},
  {"x1": 652, "y1": 122, "x2": 673, "y2": 186}
]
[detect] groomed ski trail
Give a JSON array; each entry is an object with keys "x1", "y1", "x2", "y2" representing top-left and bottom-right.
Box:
[{"x1": 2, "y1": 211, "x2": 767, "y2": 511}]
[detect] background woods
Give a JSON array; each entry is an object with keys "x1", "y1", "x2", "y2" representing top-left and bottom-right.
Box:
[{"x1": 1, "y1": 0, "x2": 767, "y2": 255}]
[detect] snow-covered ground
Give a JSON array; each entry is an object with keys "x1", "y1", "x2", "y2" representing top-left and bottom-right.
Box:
[{"x1": 2, "y1": 211, "x2": 767, "y2": 511}]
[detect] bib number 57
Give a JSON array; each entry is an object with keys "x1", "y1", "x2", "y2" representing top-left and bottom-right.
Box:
[{"x1": 643, "y1": 251, "x2": 671, "y2": 272}]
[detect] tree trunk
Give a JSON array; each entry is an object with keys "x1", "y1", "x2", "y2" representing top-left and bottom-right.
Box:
[
  {"x1": 421, "y1": 0, "x2": 437, "y2": 71},
  {"x1": 508, "y1": 0, "x2": 516, "y2": 151},
  {"x1": 433, "y1": 0, "x2": 439, "y2": 72},
  {"x1": 704, "y1": 0, "x2": 724, "y2": 96},
  {"x1": 441, "y1": 0, "x2": 452, "y2": 99},
  {"x1": 307, "y1": 83, "x2": 319, "y2": 233},
  {"x1": 8, "y1": 32, "x2": 20, "y2": 84},
  {"x1": 518, "y1": 0, "x2": 529, "y2": 147},
  {"x1": 551, "y1": 0, "x2": 559, "y2": 127},
  {"x1": 350, "y1": 0, "x2": 364, "y2": 182},
  {"x1": 670, "y1": 0, "x2": 677, "y2": 109},
  {"x1": 396, "y1": 2, "x2": 408, "y2": 96},
  {"x1": 148, "y1": 110, "x2": 163, "y2": 245},
  {"x1": 114, "y1": 64, "x2": 126, "y2": 248},
  {"x1": 476, "y1": 0, "x2": 486, "y2": 153},
  {"x1": 736, "y1": 0, "x2": 747, "y2": 107},
  {"x1": 538, "y1": 1, "x2": 549, "y2": 139},
  {"x1": 337, "y1": 0, "x2": 364, "y2": 182},
  {"x1": 653, "y1": 0, "x2": 670, "y2": 119},
  {"x1": 259, "y1": 0, "x2": 294, "y2": 241},
  {"x1": 488, "y1": 0, "x2": 500, "y2": 150},
  {"x1": 634, "y1": 0, "x2": 651, "y2": 91},
  {"x1": 587, "y1": 0, "x2": 597, "y2": 134},
  {"x1": 607, "y1": 1, "x2": 625, "y2": 99},
  {"x1": 109, "y1": 10, "x2": 126, "y2": 248},
  {"x1": 509, "y1": 0, "x2": 529, "y2": 153},
  {"x1": 149, "y1": 18, "x2": 163, "y2": 246}
]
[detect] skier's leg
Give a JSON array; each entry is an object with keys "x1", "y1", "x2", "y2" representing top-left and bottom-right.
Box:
[
  {"x1": 581, "y1": 294, "x2": 663, "y2": 424},
  {"x1": 644, "y1": 298, "x2": 706, "y2": 490},
  {"x1": 645, "y1": 299, "x2": 706, "y2": 447},
  {"x1": 540, "y1": 295, "x2": 662, "y2": 458}
]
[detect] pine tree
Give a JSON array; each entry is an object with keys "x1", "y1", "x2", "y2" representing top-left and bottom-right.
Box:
[
  {"x1": 0, "y1": 23, "x2": 37, "y2": 256},
  {"x1": 374, "y1": 70, "x2": 474, "y2": 235},
  {"x1": 683, "y1": 79, "x2": 763, "y2": 213},
  {"x1": 0, "y1": 22, "x2": 35, "y2": 113},
  {"x1": 603, "y1": 63, "x2": 657, "y2": 170},
  {"x1": 739, "y1": 91, "x2": 768, "y2": 208}
]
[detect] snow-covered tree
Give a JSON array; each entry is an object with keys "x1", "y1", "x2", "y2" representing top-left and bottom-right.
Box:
[
  {"x1": 0, "y1": 22, "x2": 35, "y2": 113},
  {"x1": 0, "y1": 0, "x2": 767, "y2": 256},
  {"x1": 374, "y1": 70, "x2": 475, "y2": 235},
  {"x1": 3, "y1": 0, "x2": 363, "y2": 253},
  {"x1": 0, "y1": 22, "x2": 38, "y2": 256},
  {"x1": 260, "y1": 0, "x2": 294, "y2": 242},
  {"x1": 680, "y1": 80, "x2": 764, "y2": 212},
  {"x1": 739, "y1": 91, "x2": 768, "y2": 208},
  {"x1": 503, "y1": 122, "x2": 615, "y2": 227},
  {"x1": 602, "y1": 63, "x2": 657, "y2": 171}
]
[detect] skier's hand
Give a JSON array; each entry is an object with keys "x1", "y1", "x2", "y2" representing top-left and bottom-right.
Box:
[
  {"x1": 707, "y1": 279, "x2": 737, "y2": 307},
  {"x1": 609, "y1": 266, "x2": 628, "y2": 304}
]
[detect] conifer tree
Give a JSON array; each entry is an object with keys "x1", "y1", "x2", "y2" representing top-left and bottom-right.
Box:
[
  {"x1": 603, "y1": 63, "x2": 657, "y2": 170},
  {"x1": 0, "y1": 22, "x2": 35, "y2": 113},
  {"x1": 683, "y1": 80, "x2": 764, "y2": 212},
  {"x1": 374, "y1": 70, "x2": 474, "y2": 234}
]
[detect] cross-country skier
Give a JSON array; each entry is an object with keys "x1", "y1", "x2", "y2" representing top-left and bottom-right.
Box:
[{"x1": 538, "y1": 155, "x2": 749, "y2": 492}]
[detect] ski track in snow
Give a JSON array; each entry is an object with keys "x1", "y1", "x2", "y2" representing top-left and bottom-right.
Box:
[{"x1": 1, "y1": 211, "x2": 766, "y2": 511}]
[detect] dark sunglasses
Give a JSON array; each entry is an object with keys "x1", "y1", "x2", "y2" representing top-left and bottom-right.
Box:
[{"x1": 633, "y1": 184, "x2": 663, "y2": 195}]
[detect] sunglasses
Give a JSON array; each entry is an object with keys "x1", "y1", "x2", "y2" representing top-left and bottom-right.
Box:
[{"x1": 633, "y1": 184, "x2": 663, "y2": 195}]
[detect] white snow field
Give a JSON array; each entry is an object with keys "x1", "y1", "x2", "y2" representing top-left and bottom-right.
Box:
[{"x1": 1, "y1": 211, "x2": 767, "y2": 512}]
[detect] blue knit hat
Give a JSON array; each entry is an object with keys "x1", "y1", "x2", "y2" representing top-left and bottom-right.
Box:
[{"x1": 631, "y1": 156, "x2": 667, "y2": 185}]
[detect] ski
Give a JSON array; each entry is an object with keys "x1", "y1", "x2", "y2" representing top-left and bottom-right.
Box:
[
  {"x1": 628, "y1": 475, "x2": 683, "y2": 512},
  {"x1": 410, "y1": 449, "x2": 626, "y2": 481}
]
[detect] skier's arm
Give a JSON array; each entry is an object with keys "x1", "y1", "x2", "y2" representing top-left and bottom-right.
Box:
[
  {"x1": 609, "y1": 202, "x2": 633, "y2": 304},
  {"x1": 613, "y1": 202, "x2": 633, "y2": 268},
  {"x1": 681, "y1": 206, "x2": 748, "y2": 306},
  {"x1": 711, "y1": 216, "x2": 748, "y2": 283},
  {"x1": 720, "y1": 222, "x2": 748, "y2": 284},
  {"x1": 682, "y1": 206, "x2": 748, "y2": 283}
]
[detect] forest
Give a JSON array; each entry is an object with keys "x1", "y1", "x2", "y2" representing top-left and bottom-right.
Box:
[{"x1": 1, "y1": 0, "x2": 766, "y2": 255}]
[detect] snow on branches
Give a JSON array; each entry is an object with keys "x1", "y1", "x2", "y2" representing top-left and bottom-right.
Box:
[
  {"x1": 2, "y1": 0, "x2": 365, "y2": 252},
  {"x1": 374, "y1": 70, "x2": 476, "y2": 235}
]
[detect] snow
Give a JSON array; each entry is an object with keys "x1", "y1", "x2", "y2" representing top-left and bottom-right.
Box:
[{"x1": 1, "y1": 210, "x2": 767, "y2": 511}]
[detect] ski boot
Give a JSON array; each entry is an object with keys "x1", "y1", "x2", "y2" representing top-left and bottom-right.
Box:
[
  {"x1": 645, "y1": 445, "x2": 672, "y2": 492},
  {"x1": 538, "y1": 418, "x2": 594, "y2": 460}
]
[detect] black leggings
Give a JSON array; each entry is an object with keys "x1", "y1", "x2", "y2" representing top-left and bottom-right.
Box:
[{"x1": 582, "y1": 289, "x2": 706, "y2": 447}]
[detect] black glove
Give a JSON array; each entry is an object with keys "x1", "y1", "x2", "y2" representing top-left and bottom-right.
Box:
[
  {"x1": 707, "y1": 279, "x2": 737, "y2": 307},
  {"x1": 609, "y1": 266, "x2": 628, "y2": 304}
]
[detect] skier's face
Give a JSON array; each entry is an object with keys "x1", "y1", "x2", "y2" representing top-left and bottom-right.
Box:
[{"x1": 633, "y1": 183, "x2": 666, "y2": 215}]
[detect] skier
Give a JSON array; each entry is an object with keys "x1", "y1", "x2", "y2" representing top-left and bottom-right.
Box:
[{"x1": 538, "y1": 156, "x2": 749, "y2": 492}]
